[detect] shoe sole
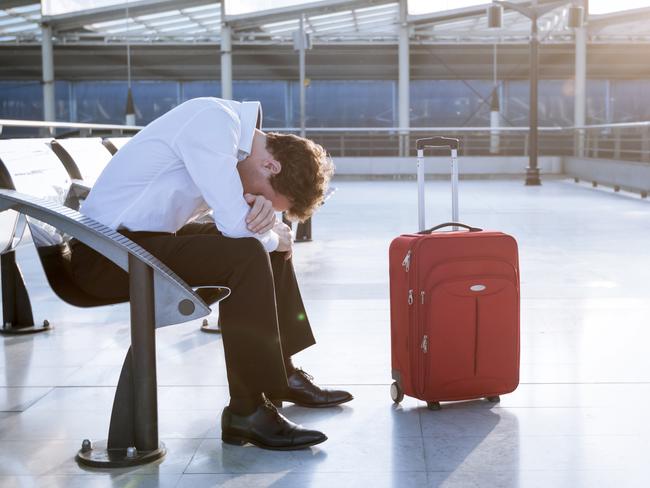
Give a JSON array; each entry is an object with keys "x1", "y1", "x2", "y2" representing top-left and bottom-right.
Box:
[
  {"x1": 222, "y1": 434, "x2": 328, "y2": 451},
  {"x1": 272, "y1": 396, "x2": 354, "y2": 409}
]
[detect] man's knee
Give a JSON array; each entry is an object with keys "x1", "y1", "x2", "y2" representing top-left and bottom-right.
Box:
[
  {"x1": 235, "y1": 237, "x2": 272, "y2": 271},
  {"x1": 238, "y1": 237, "x2": 267, "y2": 257}
]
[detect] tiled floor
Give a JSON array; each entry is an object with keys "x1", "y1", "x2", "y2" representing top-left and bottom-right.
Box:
[{"x1": 1, "y1": 178, "x2": 650, "y2": 487}]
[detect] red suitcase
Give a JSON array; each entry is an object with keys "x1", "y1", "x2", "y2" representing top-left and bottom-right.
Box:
[{"x1": 389, "y1": 137, "x2": 520, "y2": 410}]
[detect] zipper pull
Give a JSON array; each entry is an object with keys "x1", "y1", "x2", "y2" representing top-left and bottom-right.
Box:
[
  {"x1": 420, "y1": 291, "x2": 425, "y2": 304},
  {"x1": 408, "y1": 289, "x2": 413, "y2": 305},
  {"x1": 421, "y1": 335, "x2": 428, "y2": 353},
  {"x1": 402, "y1": 250, "x2": 411, "y2": 272}
]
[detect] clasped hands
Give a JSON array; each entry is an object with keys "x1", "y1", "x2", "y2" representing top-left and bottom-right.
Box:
[{"x1": 244, "y1": 193, "x2": 293, "y2": 260}]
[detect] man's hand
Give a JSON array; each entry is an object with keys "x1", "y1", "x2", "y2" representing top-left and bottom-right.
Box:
[
  {"x1": 244, "y1": 193, "x2": 276, "y2": 234},
  {"x1": 274, "y1": 221, "x2": 294, "y2": 260}
]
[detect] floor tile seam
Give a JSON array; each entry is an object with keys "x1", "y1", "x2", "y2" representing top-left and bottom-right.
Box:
[
  {"x1": 517, "y1": 381, "x2": 650, "y2": 385},
  {"x1": 420, "y1": 434, "x2": 644, "y2": 440},
  {"x1": 0, "y1": 436, "x2": 218, "y2": 443},
  {"x1": 419, "y1": 433, "x2": 644, "y2": 440},
  {"x1": 462, "y1": 406, "x2": 650, "y2": 409},
  {"x1": 184, "y1": 469, "x2": 430, "y2": 475},
  {"x1": 424, "y1": 468, "x2": 632, "y2": 473}
]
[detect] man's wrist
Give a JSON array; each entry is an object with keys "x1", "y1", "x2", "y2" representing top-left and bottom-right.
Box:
[{"x1": 263, "y1": 230, "x2": 280, "y2": 252}]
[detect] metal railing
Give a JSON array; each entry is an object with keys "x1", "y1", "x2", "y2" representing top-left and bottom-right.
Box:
[
  {"x1": 0, "y1": 119, "x2": 142, "y2": 138},
  {"x1": 2, "y1": 118, "x2": 650, "y2": 161}
]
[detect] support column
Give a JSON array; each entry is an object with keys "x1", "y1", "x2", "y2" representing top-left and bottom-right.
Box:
[
  {"x1": 298, "y1": 14, "x2": 306, "y2": 138},
  {"x1": 220, "y1": 3, "x2": 232, "y2": 100},
  {"x1": 574, "y1": 24, "x2": 587, "y2": 157},
  {"x1": 525, "y1": 14, "x2": 541, "y2": 186},
  {"x1": 398, "y1": 0, "x2": 410, "y2": 157},
  {"x1": 490, "y1": 44, "x2": 501, "y2": 154},
  {"x1": 41, "y1": 23, "x2": 55, "y2": 122}
]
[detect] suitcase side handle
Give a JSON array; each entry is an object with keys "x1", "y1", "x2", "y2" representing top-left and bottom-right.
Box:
[
  {"x1": 416, "y1": 137, "x2": 460, "y2": 151},
  {"x1": 418, "y1": 222, "x2": 482, "y2": 234}
]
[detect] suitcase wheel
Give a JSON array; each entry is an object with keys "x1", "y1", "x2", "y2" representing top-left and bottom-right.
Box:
[
  {"x1": 390, "y1": 382, "x2": 404, "y2": 404},
  {"x1": 486, "y1": 396, "x2": 501, "y2": 403},
  {"x1": 426, "y1": 401, "x2": 441, "y2": 411}
]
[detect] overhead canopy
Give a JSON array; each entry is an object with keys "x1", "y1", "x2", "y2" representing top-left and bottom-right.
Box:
[{"x1": 2, "y1": 0, "x2": 650, "y2": 44}]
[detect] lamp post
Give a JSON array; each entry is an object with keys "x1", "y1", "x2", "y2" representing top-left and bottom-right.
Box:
[{"x1": 488, "y1": 1, "x2": 583, "y2": 186}]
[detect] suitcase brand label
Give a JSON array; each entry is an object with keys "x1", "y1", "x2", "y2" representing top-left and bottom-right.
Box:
[{"x1": 470, "y1": 284, "x2": 487, "y2": 292}]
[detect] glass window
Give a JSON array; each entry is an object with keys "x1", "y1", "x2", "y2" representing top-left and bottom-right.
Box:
[
  {"x1": 611, "y1": 80, "x2": 650, "y2": 122},
  {"x1": 503, "y1": 80, "x2": 575, "y2": 126},
  {"x1": 0, "y1": 81, "x2": 43, "y2": 121},
  {"x1": 131, "y1": 81, "x2": 179, "y2": 124},
  {"x1": 181, "y1": 81, "x2": 221, "y2": 101},
  {"x1": 297, "y1": 80, "x2": 395, "y2": 128},
  {"x1": 234, "y1": 81, "x2": 288, "y2": 128},
  {"x1": 586, "y1": 80, "x2": 608, "y2": 125},
  {"x1": 410, "y1": 80, "x2": 493, "y2": 127},
  {"x1": 74, "y1": 81, "x2": 129, "y2": 124},
  {"x1": 73, "y1": 81, "x2": 179, "y2": 124}
]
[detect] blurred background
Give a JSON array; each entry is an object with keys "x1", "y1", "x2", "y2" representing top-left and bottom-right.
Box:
[{"x1": 2, "y1": 1, "x2": 650, "y2": 155}]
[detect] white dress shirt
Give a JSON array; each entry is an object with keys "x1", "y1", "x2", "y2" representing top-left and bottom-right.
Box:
[{"x1": 80, "y1": 97, "x2": 279, "y2": 252}]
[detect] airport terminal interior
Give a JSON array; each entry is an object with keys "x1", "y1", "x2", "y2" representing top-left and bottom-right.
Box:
[{"x1": 1, "y1": 0, "x2": 650, "y2": 487}]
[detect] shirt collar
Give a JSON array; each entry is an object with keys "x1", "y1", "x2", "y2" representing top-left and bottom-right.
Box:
[{"x1": 238, "y1": 101, "x2": 263, "y2": 159}]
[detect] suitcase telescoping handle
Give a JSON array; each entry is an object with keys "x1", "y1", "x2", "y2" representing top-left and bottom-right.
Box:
[
  {"x1": 416, "y1": 137, "x2": 460, "y2": 232},
  {"x1": 418, "y1": 222, "x2": 482, "y2": 235}
]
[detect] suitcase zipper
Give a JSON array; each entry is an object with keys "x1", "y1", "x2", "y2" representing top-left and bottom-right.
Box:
[
  {"x1": 420, "y1": 334, "x2": 428, "y2": 353},
  {"x1": 402, "y1": 250, "x2": 411, "y2": 272}
]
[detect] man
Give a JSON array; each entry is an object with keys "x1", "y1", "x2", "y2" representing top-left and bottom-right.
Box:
[{"x1": 70, "y1": 97, "x2": 352, "y2": 451}]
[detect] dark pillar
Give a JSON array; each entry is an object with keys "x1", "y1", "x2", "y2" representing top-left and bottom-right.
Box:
[{"x1": 526, "y1": 14, "x2": 542, "y2": 186}]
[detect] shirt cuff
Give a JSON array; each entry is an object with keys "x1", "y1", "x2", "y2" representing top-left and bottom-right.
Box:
[{"x1": 258, "y1": 230, "x2": 280, "y2": 252}]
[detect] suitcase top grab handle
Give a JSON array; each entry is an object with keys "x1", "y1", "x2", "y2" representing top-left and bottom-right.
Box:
[
  {"x1": 418, "y1": 222, "x2": 482, "y2": 234},
  {"x1": 416, "y1": 137, "x2": 460, "y2": 151}
]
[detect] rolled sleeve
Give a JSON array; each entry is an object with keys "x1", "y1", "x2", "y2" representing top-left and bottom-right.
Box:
[{"x1": 171, "y1": 106, "x2": 279, "y2": 252}]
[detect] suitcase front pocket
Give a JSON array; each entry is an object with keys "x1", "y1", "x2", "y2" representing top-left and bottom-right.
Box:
[{"x1": 420, "y1": 276, "x2": 518, "y2": 399}]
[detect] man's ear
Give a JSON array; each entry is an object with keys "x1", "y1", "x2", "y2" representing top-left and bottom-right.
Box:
[{"x1": 263, "y1": 158, "x2": 282, "y2": 175}]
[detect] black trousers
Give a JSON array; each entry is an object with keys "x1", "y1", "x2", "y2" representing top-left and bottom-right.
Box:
[{"x1": 69, "y1": 222, "x2": 316, "y2": 399}]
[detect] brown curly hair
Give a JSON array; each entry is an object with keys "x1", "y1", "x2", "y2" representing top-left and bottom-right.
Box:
[{"x1": 266, "y1": 132, "x2": 334, "y2": 222}]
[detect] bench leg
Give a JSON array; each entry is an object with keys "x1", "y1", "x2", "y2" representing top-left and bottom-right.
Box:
[
  {"x1": 295, "y1": 218, "x2": 312, "y2": 242},
  {"x1": 282, "y1": 213, "x2": 312, "y2": 243},
  {"x1": 0, "y1": 250, "x2": 49, "y2": 335},
  {"x1": 201, "y1": 315, "x2": 222, "y2": 334},
  {"x1": 76, "y1": 255, "x2": 165, "y2": 467}
]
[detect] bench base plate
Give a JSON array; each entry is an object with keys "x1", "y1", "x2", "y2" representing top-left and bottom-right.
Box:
[
  {"x1": 0, "y1": 322, "x2": 51, "y2": 335},
  {"x1": 200, "y1": 318, "x2": 221, "y2": 334},
  {"x1": 76, "y1": 441, "x2": 166, "y2": 468}
]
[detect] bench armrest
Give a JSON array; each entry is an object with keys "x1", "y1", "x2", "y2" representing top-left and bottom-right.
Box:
[{"x1": 0, "y1": 189, "x2": 214, "y2": 328}]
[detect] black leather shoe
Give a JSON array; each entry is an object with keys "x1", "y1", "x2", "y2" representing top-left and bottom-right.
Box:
[
  {"x1": 271, "y1": 369, "x2": 353, "y2": 408},
  {"x1": 221, "y1": 400, "x2": 327, "y2": 450}
]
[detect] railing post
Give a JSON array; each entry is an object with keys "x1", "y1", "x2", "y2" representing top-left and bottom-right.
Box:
[
  {"x1": 614, "y1": 127, "x2": 621, "y2": 159},
  {"x1": 523, "y1": 133, "x2": 529, "y2": 158}
]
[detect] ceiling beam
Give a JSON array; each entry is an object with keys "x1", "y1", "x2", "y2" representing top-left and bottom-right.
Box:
[
  {"x1": 407, "y1": 0, "x2": 561, "y2": 26},
  {"x1": 42, "y1": 0, "x2": 217, "y2": 31},
  {"x1": 589, "y1": 7, "x2": 650, "y2": 30},
  {"x1": 226, "y1": 0, "x2": 394, "y2": 30},
  {"x1": 3, "y1": 0, "x2": 39, "y2": 9}
]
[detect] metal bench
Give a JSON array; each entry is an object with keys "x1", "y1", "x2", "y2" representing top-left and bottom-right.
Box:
[
  {"x1": 0, "y1": 138, "x2": 224, "y2": 468},
  {"x1": 103, "y1": 136, "x2": 131, "y2": 155},
  {"x1": 52, "y1": 137, "x2": 225, "y2": 332}
]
